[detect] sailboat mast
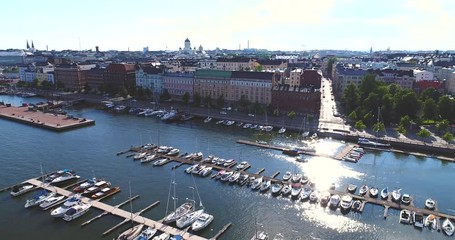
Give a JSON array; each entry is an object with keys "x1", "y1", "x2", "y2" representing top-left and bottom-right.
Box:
[{"x1": 128, "y1": 181, "x2": 133, "y2": 226}]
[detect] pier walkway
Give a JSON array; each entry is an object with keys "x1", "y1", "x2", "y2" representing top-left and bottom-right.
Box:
[{"x1": 25, "y1": 179, "x2": 207, "y2": 240}]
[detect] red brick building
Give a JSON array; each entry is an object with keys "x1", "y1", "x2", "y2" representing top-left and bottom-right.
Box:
[
  {"x1": 300, "y1": 69, "x2": 322, "y2": 88},
  {"x1": 104, "y1": 63, "x2": 136, "y2": 93},
  {"x1": 271, "y1": 85, "x2": 321, "y2": 113}
]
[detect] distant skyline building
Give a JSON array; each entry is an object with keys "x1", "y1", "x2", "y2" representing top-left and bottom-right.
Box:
[{"x1": 184, "y1": 38, "x2": 191, "y2": 52}]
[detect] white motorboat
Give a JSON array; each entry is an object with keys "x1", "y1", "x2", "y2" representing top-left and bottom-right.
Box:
[
  {"x1": 115, "y1": 224, "x2": 144, "y2": 240},
  {"x1": 329, "y1": 194, "x2": 340, "y2": 209},
  {"x1": 223, "y1": 159, "x2": 236, "y2": 167},
  {"x1": 133, "y1": 226, "x2": 157, "y2": 240},
  {"x1": 51, "y1": 195, "x2": 81, "y2": 217},
  {"x1": 359, "y1": 185, "x2": 369, "y2": 196},
  {"x1": 151, "y1": 233, "x2": 170, "y2": 240},
  {"x1": 141, "y1": 154, "x2": 157, "y2": 163},
  {"x1": 236, "y1": 161, "x2": 249, "y2": 171},
  {"x1": 133, "y1": 152, "x2": 147, "y2": 160},
  {"x1": 191, "y1": 165, "x2": 204, "y2": 175},
  {"x1": 291, "y1": 183, "x2": 302, "y2": 199},
  {"x1": 399, "y1": 209, "x2": 411, "y2": 224},
  {"x1": 295, "y1": 155, "x2": 307, "y2": 163},
  {"x1": 220, "y1": 171, "x2": 233, "y2": 182},
  {"x1": 25, "y1": 190, "x2": 56, "y2": 208},
  {"x1": 228, "y1": 172, "x2": 241, "y2": 183},
  {"x1": 282, "y1": 171, "x2": 292, "y2": 181},
  {"x1": 259, "y1": 180, "x2": 271, "y2": 192},
  {"x1": 381, "y1": 187, "x2": 389, "y2": 199},
  {"x1": 352, "y1": 146, "x2": 364, "y2": 153},
  {"x1": 424, "y1": 214, "x2": 438, "y2": 230},
  {"x1": 163, "y1": 202, "x2": 194, "y2": 223},
  {"x1": 63, "y1": 202, "x2": 91, "y2": 221},
  {"x1": 425, "y1": 198, "x2": 436, "y2": 209},
  {"x1": 153, "y1": 158, "x2": 171, "y2": 166},
  {"x1": 192, "y1": 213, "x2": 214, "y2": 231},
  {"x1": 199, "y1": 167, "x2": 212, "y2": 177},
  {"x1": 299, "y1": 187, "x2": 312, "y2": 201},
  {"x1": 300, "y1": 174, "x2": 309, "y2": 185},
  {"x1": 281, "y1": 184, "x2": 291, "y2": 196},
  {"x1": 251, "y1": 177, "x2": 263, "y2": 190},
  {"x1": 166, "y1": 148, "x2": 180, "y2": 156},
  {"x1": 185, "y1": 164, "x2": 197, "y2": 174},
  {"x1": 352, "y1": 200, "x2": 362, "y2": 212},
  {"x1": 442, "y1": 218, "x2": 455, "y2": 236},
  {"x1": 83, "y1": 181, "x2": 110, "y2": 196},
  {"x1": 347, "y1": 184, "x2": 357, "y2": 193},
  {"x1": 238, "y1": 174, "x2": 250, "y2": 185},
  {"x1": 215, "y1": 120, "x2": 224, "y2": 125},
  {"x1": 320, "y1": 191, "x2": 331, "y2": 207},
  {"x1": 291, "y1": 173, "x2": 302, "y2": 183},
  {"x1": 156, "y1": 146, "x2": 171, "y2": 154},
  {"x1": 204, "y1": 117, "x2": 212, "y2": 123},
  {"x1": 391, "y1": 189, "x2": 401, "y2": 202},
  {"x1": 413, "y1": 212, "x2": 424, "y2": 229},
  {"x1": 251, "y1": 231, "x2": 269, "y2": 240},
  {"x1": 401, "y1": 193, "x2": 411, "y2": 204},
  {"x1": 278, "y1": 127, "x2": 286, "y2": 134},
  {"x1": 39, "y1": 195, "x2": 65, "y2": 209},
  {"x1": 262, "y1": 126, "x2": 273, "y2": 132},
  {"x1": 302, "y1": 131, "x2": 310, "y2": 138},
  {"x1": 73, "y1": 177, "x2": 101, "y2": 193},
  {"x1": 176, "y1": 209, "x2": 204, "y2": 228},
  {"x1": 271, "y1": 183, "x2": 283, "y2": 195},
  {"x1": 340, "y1": 195, "x2": 353, "y2": 211},
  {"x1": 369, "y1": 187, "x2": 378, "y2": 198},
  {"x1": 243, "y1": 123, "x2": 252, "y2": 129},
  {"x1": 51, "y1": 171, "x2": 79, "y2": 184},
  {"x1": 357, "y1": 137, "x2": 391, "y2": 148},
  {"x1": 309, "y1": 190, "x2": 319, "y2": 203},
  {"x1": 10, "y1": 184, "x2": 35, "y2": 197}
]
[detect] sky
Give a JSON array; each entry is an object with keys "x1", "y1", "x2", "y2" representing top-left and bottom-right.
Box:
[{"x1": 1, "y1": 0, "x2": 454, "y2": 52}]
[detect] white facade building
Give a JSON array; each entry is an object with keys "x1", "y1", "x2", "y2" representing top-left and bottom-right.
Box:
[
  {"x1": 135, "y1": 67, "x2": 163, "y2": 94},
  {"x1": 414, "y1": 69, "x2": 434, "y2": 81}
]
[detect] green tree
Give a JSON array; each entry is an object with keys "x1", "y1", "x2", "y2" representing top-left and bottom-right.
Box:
[
  {"x1": 442, "y1": 131, "x2": 454, "y2": 143},
  {"x1": 342, "y1": 83, "x2": 360, "y2": 114},
  {"x1": 373, "y1": 121, "x2": 385, "y2": 133},
  {"x1": 273, "y1": 108, "x2": 279, "y2": 117},
  {"x1": 238, "y1": 95, "x2": 250, "y2": 108},
  {"x1": 417, "y1": 128, "x2": 431, "y2": 139},
  {"x1": 422, "y1": 98, "x2": 438, "y2": 120},
  {"x1": 420, "y1": 87, "x2": 440, "y2": 102},
  {"x1": 254, "y1": 64, "x2": 263, "y2": 72},
  {"x1": 395, "y1": 90, "x2": 420, "y2": 119},
  {"x1": 381, "y1": 93, "x2": 394, "y2": 124},
  {"x1": 355, "y1": 120, "x2": 366, "y2": 131},
  {"x1": 327, "y1": 57, "x2": 337, "y2": 78},
  {"x1": 216, "y1": 94, "x2": 225, "y2": 108},
  {"x1": 119, "y1": 86, "x2": 128, "y2": 98},
  {"x1": 400, "y1": 115, "x2": 411, "y2": 129},
  {"x1": 364, "y1": 92, "x2": 380, "y2": 115},
  {"x1": 41, "y1": 80, "x2": 53, "y2": 89},
  {"x1": 397, "y1": 124, "x2": 407, "y2": 135},
  {"x1": 253, "y1": 101, "x2": 263, "y2": 115},
  {"x1": 436, "y1": 119, "x2": 450, "y2": 133},
  {"x1": 203, "y1": 94, "x2": 212, "y2": 106},
  {"x1": 160, "y1": 89, "x2": 171, "y2": 101},
  {"x1": 182, "y1": 92, "x2": 190, "y2": 105},
  {"x1": 288, "y1": 111, "x2": 296, "y2": 120},
  {"x1": 348, "y1": 110, "x2": 358, "y2": 122},
  {"x1": 193, "y1": 92, "x2": 201, "y2": 105},
  {"x1": 359, "y1": 73, "x2": 378, "y2": 100},
  {"x1": 363, "y1": 112, "x2": 373, "y2": 126},
  {"x1": 438, "y1": 96, "x2": 454, "y2": 121}
]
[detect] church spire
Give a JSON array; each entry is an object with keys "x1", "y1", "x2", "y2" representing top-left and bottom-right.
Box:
[
  {"x1": 31, "y1": 40, "x2": 34, "y2": 49},
  {"x1": 26, "y1": 40, "x2": 30, "y2": 49}
]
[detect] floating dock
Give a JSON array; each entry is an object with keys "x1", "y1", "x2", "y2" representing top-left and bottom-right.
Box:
[
  {"x1": 24, "y1": 178, "x2": 207, "y2": 240},
  {"x1": 0, "y1": 105, "x2": 95, "y2": 132}
]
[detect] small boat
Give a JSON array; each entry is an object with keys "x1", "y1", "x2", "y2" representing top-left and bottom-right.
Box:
[
  {"x1": 347, "y1": 184, "x2": 357, "y2": 193},
  {"x1": 271, "y1": 183, "x2": 283, "y2": 195},
  {"x1": 282, "y1": 171, "x2": 292, "y2": 181},
  {"x1": 215, "y1": 120, "x2": 224, "y2": 125},
  {"x1": 91, "y1": 186, "x2": 120, "y2": 199},
  {"x1": 115, "y1": 224, "x2": 144, "y2": 240},
  {"x1": 185, "y1": 164, "x2": 197, "y2": 174},
  {"x1": 359, "y1": 185, "x2": 369, "y2": 196},
  {"x1": 163, "y1": 202, "x2": 194, "y2": 223},
  {"x1": 278, "y1": 127, "x2": 286, "y2": 134},
  {"x1": 225, "y1": 120, "x2": 235, "y2": 126},
  {"x1": 133, "y1": 152, "x2": 147, "y2": 160},
  {"x1": 399, "y1": 209, "x2": 411, "y2": 224},
  {"x1": 340, "y1": 195, "x2": 353, "y2": 211},
  {"x1": 73, "y1": 178, "x2": 101, "y2": 193},
  {"x1": 141, "y1": 154, "x2": 157, "y2": 163},
  {"x1": 220, "y1": 171, "x2": 233, "y2": 182},
  {"x1": 381, "y1": 187, "x2": 389, "y2": 199},
  {"x1": 63, "y1": 202, "x2": 91, "y2": 221},
  {"x1": 291, "y1": 183, "x2": 302, "y2": 199},
  {"x1": 199, "y1": 167, "x2": 212, "y2": 177},
  {"x1": 357, "y1": 137, "x2": 391, "y2": 148},
  {"x1": 10, "y1": 184, "x2": 35, "y2": 197},
  {"x1": 424, "y1": 214, "x2": 438, "y2": 230},
  {"x1": 238, "y1": 174, "x2": 250, "y2": 185},
  {"x1": 203, "y1": 117, "x2": 212, "y2": 123},
  {"x1": 151, "y1": 233, "x2": 170, "y2": 240},
  {"x1": 176, "y1": 209, "x2": 204, "y2": 229},
  {"x1": 352, "y1": 146, "x2": 364, "y2": 153},
  {"x1": 243, "y1": 123, "x2": 252, "y2": 129},
  {"x1": 166, "y1": 148, "x2": 180, "y2": 156},
  {"x1": 82, "y1": 181, "x2": 111, "y2": 196},
  {"x1": 401, "y1": 194, "x2": 411, "y2": 204},
  {"x1": 51, "y1": 195, "x2": 81, "y2": 217},
  {"x1": 295, "y1": 155, "x2": 307, "y2": 163},
  {"x1": 191, "y1": 165, "x2": 204, "y2": 175},
  {"x1": 153, "y1": 158, "x2": 171, "y2": 166},
  {"x1": 413, "y1": 212, "x2": 424, "y2": 229},
  {"x1": 228, "y1": 172, "x2": 241, "y2": 183},
  {"x1": 369, "y1": 187, "x2": 378, "y2": 198},
  {"x1": 251, "y1": 177, "x2": 263, "y2": 190},
  {"x1": 442, "y1": 218, "x2": 455, "y2": 236},
  {"x1": 309, "y1": 190, "x2": 319, "y2": 203},
  {"x1": 236, "y1": 161, "x2": 250, "y2": 171},
  {"x1": 291, "y1": 173, "x2": 302, "y2": 183},
  {"x1": 51, "y1": 171, "x2": 79, "y2": 184},
  {"x1": 39, "y1": 195, "x2": 65, "y2": 209},
  {"x1": 133, "y1": 227, "x2": 157, "y2": 240},
  {"x1": 213, "y1": 170, "x2": 225, "y2": 180},
  {"x1": 320, "y1": 191, "x2": 331, "y2": 207},
  {"x1": 192, "y1": 213, "x2": 214, "y2": 231},
  {"x1": 259, "y1": 180, "x2": 271, "y2": 192},
  {"x1": 329, "y1": 194, "x2": 340, "y2": 209},
  {"x1": 300, "y1": 174, "x2": 309, "y2": 185},
  {"x1": 223, "y1": 159, "x2": 236, "y2": 167},
  {"x1": 236, "y1": 122, "x2": 244, "y2": 127},
  {"x1": 251, "y1": 231, "x2": 269, "y2": 240},
  {"x1": 352, "y1": 200, "x2": 362, "y2": 212},
  {"x1": 299, "y1": 187, "x2": 311, "y2": 201},
  {"x1": 25, "y1": 190, "x2": 56, "y2": 208},
  {"x1": 281, "y1": 184, "x2": 291, "y2": 196},
  {"x1": 425, "y1": 198, "x2": 436, "y2": 209},
  {"x1": 302, "y1": 131, "x2": 310, "y2": 138},
  {"x1": 262, "y1": 126, "x2": 273, "y2": 132},
  {"x1": 391, "y1": 188, "x2": 401, "y2": 202}
]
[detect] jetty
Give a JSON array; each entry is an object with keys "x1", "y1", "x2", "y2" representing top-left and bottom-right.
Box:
[
  {"x1": 0, "y1": 105, "x2": 95, "y2": 132},
  {"x1": 24, "y1": 178, "x2": 208, "y2": 240}
]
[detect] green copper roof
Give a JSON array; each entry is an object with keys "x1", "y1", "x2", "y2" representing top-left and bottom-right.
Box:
[{"x1": 195, "y1": 69, "x2": 232, "y2": 78}]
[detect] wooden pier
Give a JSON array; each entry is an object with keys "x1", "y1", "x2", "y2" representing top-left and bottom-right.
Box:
[
  {"x1": 210, "y1": 222, "x2": 232, "y2": 240},
  {"x1": 81, "y1": 195, "x2": 140, "y2": 227},
  {"x1": 0, "y1": 105, "x2": 95, "y2": 132},
  {"x1": 24, "y1": 178, "x2": 208, "y2": 240}
]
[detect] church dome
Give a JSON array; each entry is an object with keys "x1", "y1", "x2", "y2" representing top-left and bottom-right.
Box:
[{"x1": 185, "y1": 38, "x2": 190, "y2": 42}]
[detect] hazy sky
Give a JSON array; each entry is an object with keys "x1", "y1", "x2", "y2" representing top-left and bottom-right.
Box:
[{"x1": 2, "y1": 0, "x2": 454, "y2": 51}]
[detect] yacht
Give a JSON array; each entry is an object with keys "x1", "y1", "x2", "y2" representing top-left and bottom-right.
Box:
[
  {"x1": 176, "y1": 209, "x2": 204, "y2": 228},
  {"x1": 282, "y1": 171, "x2": 292, "y2": 181},
  {"x1": 424, "y1": 214, "x2": 438, "y2": 230},
  {"x1": 357, "y1": 137, "x2": 391, "y2": 148},
  {"x1": 10, "y1": 184, "x2": 35, "y2": 197},
  {"x1": 156, "y1": 146, "x2": 171, "y2": 154},
  {"x1": 352, "y1": 200, "x2": 362, "y2": 212},
  {"x1": 152, "y1": 233, "x2": 170, "y2": 240},
  {"x1": 192, "y1": 213, "x2": 214, "y2": 231},
  {"x1": 166, "y1": 148, "x2": 180, "y2": 156},
  {"x1": 91, "y1": 186, "x2": 120, "y2": 199},
  {"x1": 281, "y1": 184, "x2": 291, "y2": 196},
  {"x1": 251, "y1": 177, "x2": 263, "y2": 190},
  {"x1": 251, "y1": 231, "x2": 269, "y2": 240},
  {"x1": 401, "y1": 194, "x2": 411, "y2": 204},
  {"x1": 391, "y1": 189, "x2": 401, "y2": 202},
  {"x1": 115, "y1": 224, "x2": 144, "y2": 240},
  {"x1": 82, "y1": 181, "x2": 110, "y2": 196},
  {"x1": 51, "y1": 195, "x2": 81, "y2": 217},
  {"x1": 309, "y1": 190, "x2": 319, "y2": 203},
  {"x1": 238, "y1": 174, "x2": 250, "y2": 185},
  {"x1": 153, "y1": 158, "x2": 171, "y2": 166},
  {"x1": 223, "y1": 159, "x2": 236, "y2": 167},
  {"x1": 291, "y1": 183, "x2": 302, "y2": 199},
  {"x1": 381, "y1": 187, "x2": 389, "y2": 199},
  {"x1": 161, "y1": 110, "x2": 178, "y2": 122},
  {"x1": 220, "y1": 171, "x2": 233, "y2": 182},
  {"x1": 199, "y1": 167, "x2": 212, "y2": 177},
  {"x1": 399, "y1": 209, "x2": 411, "y2": 224},
  {"x1": 141, "y1": 154, "x2": 157, "y2": 163},
  {"x1": 259, "y1": 180, "x2": 271, "y2": 192},
  {"x1": 204, "y1": 117, "x2": 212, "y2": 123},
  {"x1": 133, "y1": 152, "x2": 147, "y2": 160},
  {"x1": 329, "y1": 194, "x2": 340, "y2": 209},
  {"x1": 228, "y1": 172, "x2": 241, "y2": 183},
  {"x1": 163, "y1": 202, "x2": 194, "y2": 223},
  {"x1": 347, "y1": 184, "x2": 357, "y2": 193},
  {"x1": 413, "y1": 212, "x2": 424, "y2": 229},
  {"x1": 340, "y1": 195, "x2": 353, "y2": 211},
  {"x1": 291, "y1": 173, "x2": 302, "y2": 183},
  {"x1": 271, "y1": 183, "x2": 283, "y2": 195},
  {"x1": 320, "y1": 192, "x2": 331, "y2": 207},
  {"x1": 39, "y1": 195, "x2": 65, "y2": 209},
  {"x1": 299, "y1": 187, "x2": 311, "y2": 201},
  {"x1": 442, "y1": 218, "x2": 455, "y2": 236},
  {"x1": 133, "y1": 227, "x2": 157, "y2": 240},
  {"x1": 369, "y1": 187, "x2": 378, "y2": 198},
  {"x1": 63, "y1": 202, "x2": 91, "y2": 221},
  {"x1": 236, "y1": 161, "x2": 249, "y2": 171},
  {"x1": 278, "y1": 127, "x2": 286, "y2": 134},
  {"x1": 25, "y1": 190, "x2": 56, "y2": 208},
  {"x1": 73, "y1": 178, "x2": 101, "y2": 193},
  {"x1": 425, "y1": 198, "x2": 436, "y2": 209},
  {"x1": 359, "y1": 185, "x2": 369, "y2": 196},
  {"x1": 51, "y1": 171, "x2": 79, "y2": 184}
]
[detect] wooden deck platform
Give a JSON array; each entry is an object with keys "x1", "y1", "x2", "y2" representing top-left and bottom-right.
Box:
[
  {"x1": 24, "y1": 179, "x2": 207, "y2": 240},
  {"x1": 0, "y1": 105, "x2": 95, "y2": 132}
]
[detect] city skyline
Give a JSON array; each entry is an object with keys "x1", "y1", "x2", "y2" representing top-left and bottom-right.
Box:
[{"x1": 2, "y1": 0, "x2": 454, "y2": 52}]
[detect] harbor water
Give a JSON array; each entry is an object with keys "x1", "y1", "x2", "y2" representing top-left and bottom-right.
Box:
[{"x1": 0, "y1": 95, "x2": 454, "y2": 240}]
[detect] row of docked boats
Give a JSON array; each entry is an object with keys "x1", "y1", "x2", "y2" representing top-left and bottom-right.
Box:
[
  {"x1": 212, "y1": 119, "x2": 277, "y2": 132},
  {"x1": 399, "y1": 210, "x2": 454, "y2": 236},
  {"x1": 342, "y1": 146, "x2": 365, "y2": 162}
]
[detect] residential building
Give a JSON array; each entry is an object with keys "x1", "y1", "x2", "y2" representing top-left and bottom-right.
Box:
[
  {"x1": 216, "y1": 57, "x2": 255, "y2": 71},
  {"x1": 271, "y1": 85, "x2": 321, "y2": 113},
  {"x1": 0, "y1": 50, "x2": 26, "y2": 65},
  {"x1": 332, "y1": 64, "x2": 366, "y2": 93},
  {"x1": 368, "y1": 69, "x2": 414, "y2": 89},
  {"x1": 256, "y1": 59, "x2": 288, "y2": 71},
  {"x1": 229, "y1": 71, "x2": 274, "y2": 105},
  {"x1": 135, "y1": 65, "x2": 163, "y2": 94},
  {"x1": 19, "y1": 62, "x2": 55, "y2": 84},
  {"x1": 194, "y1": 69, "x2": 231, "y2": 100},
  {"x1": 85, "y1": 67, "x2": 105, "y2": 92},
  {"x1": 104, "y1": 63, "x2": 136, "y2": 92},
  {"x1": 199, "y1": 59, "x2": 217, "y2": 69},
  {"x1": 163, "y1": 72, "x2": 194, "y2": 100},
  {"x1": 440, "y1": 67, "x2": 455, "y2": 94},
  {"x1": 288, "y1": 68, "x2": 302, "y2": 87},
  {"x1": 413, "y1": 69, "x2": 434, "y2": 81},
  {"x1": 301, "y1": 69, "x2": 322, "y2": 88},
  {"x1": 54, "y1": 63, "x2": 96, "y2": 91}
]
